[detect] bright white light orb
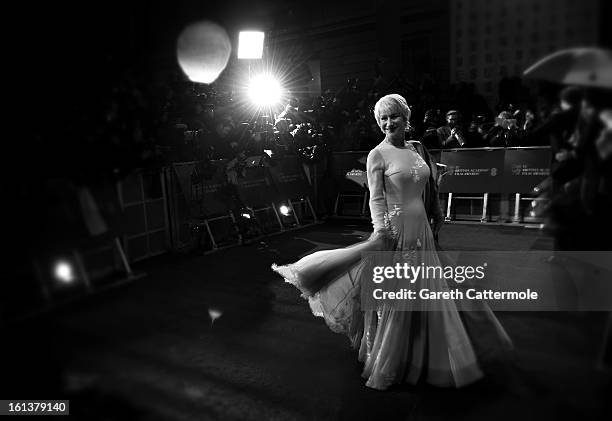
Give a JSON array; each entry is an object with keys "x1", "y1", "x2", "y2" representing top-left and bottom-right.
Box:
[
  {"x1": 208, "y1": 307, "x2": 223, "y2": 326},
  {"x1": 177, "y1": 21, "x2": 231, "y2": 84},
  {"x1": 248, "y1": 74, "x2": 282, "y2": 106},
  {"x1": 241, "y1": 212, "x2": 251, "y2": 219},
  {"x1": 238, "y1": 31, "x2": 264, "y2": 59},
  {"x1": 279, "y1": 205, "x2": 291, "y2": 216},
  {"x1": 54, "y1": 261, "x2": 75, "y2": 283}
]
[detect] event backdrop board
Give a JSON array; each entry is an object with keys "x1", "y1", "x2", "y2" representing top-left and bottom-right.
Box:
[
  {"x1": 430, "y1": 150, "x2": 442, "y2": 164},
  {"x1": 502, "y1": 148, "x2": 551, "y2": 193},
  {"x1": 267, "y1": 156, "x2": 312, "y2": 200},
  {"x1": 197, "y1": 160, "x2": 232, "y2": 217},
  {"x1": 439, "y1": 149, "x2": 506, "y2": 193},
  {"x1": 173, "y1": 161, "x2": 231, "y2": 218},
  {"x1": 234, "y1": 166, "x2": 277, "y2": 207},
  {"x1": 332, "y1": 152, "x2": 369, "y2": 192}
]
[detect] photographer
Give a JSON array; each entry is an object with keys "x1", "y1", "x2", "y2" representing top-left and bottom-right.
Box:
[
  {"x1": 276, "y1": 97, "x2": 315, "y2": 127},
  {"x1": 437, "y1": 110, "x2": 468, "y2": 148},
  {"x1": 244, "y1": 116, "x2": 276, "y2": 156},
  {"x1": 466, "y1": 114, "x2": 490, "y2": 148},
  {"x1": 207, "y1": 116, "x2": 236, "y2": 159},
  {"x1": 420, "y1": 109, "x2": 442, "y2": 150},
  {"x1": 485, "y1": 111, "x2": 523, "y2": 147},
  {"x1": 273, "y1": 118, "x2": 295, "y2": 156}
]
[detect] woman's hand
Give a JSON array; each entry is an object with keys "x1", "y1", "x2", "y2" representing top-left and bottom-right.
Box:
[
  {"x1": 370, "y1": 228, "x2": 391, "y2": 240},
  {"x1": 555, "y1": 150, "x2": 571, "y2": 162}
]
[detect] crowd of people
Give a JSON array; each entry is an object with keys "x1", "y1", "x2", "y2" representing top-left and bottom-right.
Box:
[
  {"x1": 150, "y1": 72, "x2": 611, "y2": 253},
  {"x1": 24, "y1": 63, "x2": 608, "y2": 253},
  {"x1": 534, "y1": 86, "x2": 612, "y2": 251},
  {"x1": 151, "y1": 72, "x2": 573, "y2": 165}
]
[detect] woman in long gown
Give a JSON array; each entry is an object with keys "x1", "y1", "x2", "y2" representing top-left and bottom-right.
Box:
[{"x1": 272, "y1": 94, "x2": 512, "y2": 390}]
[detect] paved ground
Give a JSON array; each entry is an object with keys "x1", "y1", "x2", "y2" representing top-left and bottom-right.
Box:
[{"x1": 1, "y1": 222, "x2": 610, "y2": 420}]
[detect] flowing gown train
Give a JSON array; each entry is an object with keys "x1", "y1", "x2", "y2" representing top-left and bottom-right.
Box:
[{"x1": 272, "y1": 140, "x2": 512, "y2": 390}]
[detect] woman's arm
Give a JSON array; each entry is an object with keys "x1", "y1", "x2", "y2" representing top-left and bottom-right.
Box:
[{"x1": 366, "y1": 148, "x2": 387, "y2": 232}]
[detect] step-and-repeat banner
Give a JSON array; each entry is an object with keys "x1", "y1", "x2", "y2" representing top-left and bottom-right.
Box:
[
  {"x1": 332, "y1": 152, "x2": 369, "y2": 192},
  {"x1": 331, "y1": 147, "x2": 551, "y2": 194},
  {"x1": 170, "y1": 147, "x2": 551, "y2": 220},
  {"x1": 501, "y1": 148, "x2": 551, "y2": 193},
  {"x1": 267, "y1": 156, "x2": 312, "y2": 200},
  {"x1": 438, "y1": 147, "x2": 551, "y2": 193},
  {"x1": 438, "y1": 149, "x2": 506, "y2": 193}
]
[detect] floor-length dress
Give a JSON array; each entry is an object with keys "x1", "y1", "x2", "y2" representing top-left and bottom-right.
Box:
[{"x1": 272, "y1": 140, "x2": 511, "y2": 390}]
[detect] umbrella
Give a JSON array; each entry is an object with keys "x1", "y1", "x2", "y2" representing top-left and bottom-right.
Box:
[{"x1": 523, "y1": 47, "x2": 612, "y2": 88}]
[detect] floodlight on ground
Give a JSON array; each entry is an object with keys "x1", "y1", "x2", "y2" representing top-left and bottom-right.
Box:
[
  {"x1": 279, "y1": 205, "x2": 291, "y2": 216},
  {"x1": 54, "y1": 260, "x2": 75, "y2": 284},
  {"x1": 238, "y1": 31, "x2": 264, "y2": 59}
]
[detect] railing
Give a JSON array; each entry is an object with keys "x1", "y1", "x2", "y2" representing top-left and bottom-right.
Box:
[
  {"x1": 165, "y1": 156, "x2": 318, "y2": 252},
  {"x1": 331, "y1": 146, "x2": 551, "y2": 224}
]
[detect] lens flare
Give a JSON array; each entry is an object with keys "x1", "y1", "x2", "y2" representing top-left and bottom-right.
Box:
[{"x1": 248, "y1": 74, "x2": 282, "y2": 106}]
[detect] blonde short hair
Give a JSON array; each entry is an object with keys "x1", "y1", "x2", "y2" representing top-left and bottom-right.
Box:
[{"x1": 373, "y1": 94, "x2": 411, "y2": 127}]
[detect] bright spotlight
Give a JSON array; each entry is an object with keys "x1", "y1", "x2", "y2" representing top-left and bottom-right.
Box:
[
  {"x1": 531, "y1": 200, "x2": 537, "y2": 207},
  {"x1": 54, "y1": 260, "x2": 75, "y2": 283},
  {"x1": 279, "y1": 205, "x2": 291, "y2": 216},
  {"x1": 248, "y1": 74, "x2": 282, "y2": 106},
  {"x1": 238, "y1": 31, "x2": 264, "y2": 59},
  {"x1": 241, "y1": 212, "x2": 251, "y2": 219},
  {"x1": 263, "y1": 149, "x2": 273, "y2": 157}
]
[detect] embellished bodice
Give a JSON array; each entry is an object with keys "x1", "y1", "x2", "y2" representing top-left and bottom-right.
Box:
[
  {"x1": 366, "y1": 140, "x2": 430, "y2": 232},
  {"x1": 379, "y1": 142, "x2": 429, "y2": 204}
]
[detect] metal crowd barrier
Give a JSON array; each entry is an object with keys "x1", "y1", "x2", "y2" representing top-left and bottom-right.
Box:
[
  {"x1": 434, "y1": 146, "x2": 551, "y2": 224},
  {"x1": 331, "y1": 146, "x2": 551, "y2": 225},
  {"x1": 166, "y1": 156, "x2": 318, "y2": 253}
]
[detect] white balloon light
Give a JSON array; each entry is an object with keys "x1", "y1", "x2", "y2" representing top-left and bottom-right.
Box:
[{"x1": 176, "y1": 21, "x2": 231, "y2": 84}]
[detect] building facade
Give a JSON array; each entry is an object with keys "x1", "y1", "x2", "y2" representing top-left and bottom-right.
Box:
[{"x1": 450, "y1": 0, "x2": 600, "y2": 106}]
